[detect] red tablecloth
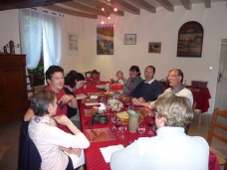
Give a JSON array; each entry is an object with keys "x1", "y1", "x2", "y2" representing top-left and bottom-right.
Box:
[
  {"x1": 79, "y1": 102, "x2": 155, "y2": 170},
  {"x1": 79, "y1": 84, "x2": 218, "y2": 170}
]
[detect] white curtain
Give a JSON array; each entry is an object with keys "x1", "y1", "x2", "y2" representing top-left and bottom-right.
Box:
[
  {"x1": 19, "y1": 9, "x2": 62, "y2": 71},
  {"x1": 42, "y1": 13, "x2": 62, "y2": 72},
  {"x1": 19, "y1": 9, "x2": 42, "y2": 69}
]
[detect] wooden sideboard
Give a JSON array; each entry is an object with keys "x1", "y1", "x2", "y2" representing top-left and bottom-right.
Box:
[{"x1": 0, "y1": 54, "x2": 28, "y2": 124}]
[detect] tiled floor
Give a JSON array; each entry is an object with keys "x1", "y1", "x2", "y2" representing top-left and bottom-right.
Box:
[{"x1": 0, "y1": 113, "x2": 226, "y2": 170}]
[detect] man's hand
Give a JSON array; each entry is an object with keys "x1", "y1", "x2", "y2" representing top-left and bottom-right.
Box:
[
  {"x1": 58, "y1": 94, "x2": 74, "y2": 104},
  {"x1": 76, "y1": 93, "x2": 87, "y2": 100}
]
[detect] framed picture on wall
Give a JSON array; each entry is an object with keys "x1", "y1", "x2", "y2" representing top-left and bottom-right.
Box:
[
  {"x1": 148, "y1": 42, "x2": 161, "y2": 53},
  {"x1": 177, "y1": 21, "x2": 203, "y2": 57},
  {"x1": 124, "y1": 34, "x2": 137, "y2": 45},
  {"x1": 68, "y1": 33, "x2": 78, "y2": 56},
  {"x1": 97, "y1": 24, "x2": 114, "y2": 55}
]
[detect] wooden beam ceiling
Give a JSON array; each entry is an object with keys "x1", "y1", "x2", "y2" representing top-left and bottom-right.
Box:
[
  {"x1": 127, "y1": 0, "x2": 156, "y2": 13},
  {"x1": 204, "y1": 0, "x2": 211, "y2": 8},
  {"x1": 153, "y1": 0, "x2": 174, "y2": 11},
  {"x1": 75, "y1": 0, "x2": 124, "y2": 16},
  {"x1": 0, "y1": 0, "x2": 70, "y2": 11},
  {"x1": 180, "y1": 0, "x2": 191, "y2": 10},
  {"x1": 109, "y1": 0, "x2": 140, "y2": 15},
  {"x1": 43, "y1": 5, "x2": 97, "y2": 18},
  {"x1": 62, "y1": 1, "x2": 109, "y2": 17}
]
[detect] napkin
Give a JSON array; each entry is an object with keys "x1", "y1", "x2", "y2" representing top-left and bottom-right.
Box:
[{"x1": 100, "y1": 144, "x2": 124, "y2": 163}]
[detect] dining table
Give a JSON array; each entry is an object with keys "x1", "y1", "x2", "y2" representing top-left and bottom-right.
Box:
[{"x1": 77, "y1": 81, "x2": 219, "y2": 170}]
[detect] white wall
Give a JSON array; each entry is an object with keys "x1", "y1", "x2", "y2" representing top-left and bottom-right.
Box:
[
  {"x1": 77, "y1": 2, "x2": 227, "y2": 112},
  {"x1": 0, "y1": 10, "x2": 20, "y2": 54},
  {"x1": 1, "y1": 2, "x2": 227, "y2": 112}
]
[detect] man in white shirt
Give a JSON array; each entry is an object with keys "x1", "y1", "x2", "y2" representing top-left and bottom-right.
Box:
[
  {"x1": 133, "y1": 68, "x2": 193, "y2": 108},
  {"x1": 110, "y1": 92, "x2": 209, "y2": 170}
]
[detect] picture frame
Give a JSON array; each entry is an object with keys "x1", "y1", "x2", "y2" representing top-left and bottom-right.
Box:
[
  {"x1": 177, "y1": 21, "x2": 203, "y2": 57},
  {"x1": 97, "y1": 25, "x2": 114, "y2": 55},
  {"x1": 68, "y1": 33, "x2": 78, "y2": 56},
  {"x1": 124, "y1": 34, "x2": 136, "y2": 45},
  {"x1": 148, "y1": 42, "x2": 161, "y2": 53}
]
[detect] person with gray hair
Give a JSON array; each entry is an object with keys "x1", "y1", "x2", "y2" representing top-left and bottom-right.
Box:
[{"x1": 110, "y1": 92, "x2": 209, "y2": 170}]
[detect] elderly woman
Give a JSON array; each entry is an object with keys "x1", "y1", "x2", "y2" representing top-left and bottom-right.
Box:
[
  {"x1": 28, "y1": 91, "x2": 90, "y2": 170},
  {"x1": 111, "y1": 92, "x2": 209, "y2": 170}
]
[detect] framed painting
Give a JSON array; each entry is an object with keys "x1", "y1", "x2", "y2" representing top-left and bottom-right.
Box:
[
  {"x1": 177, "y1": 21, "x2": 203, "y2": 57},
  {"x1": 124, "y1": 34, "x2": 136, "y2": 45},
  {"x1": 97, "y1": 25, "x2": 114, "y2": 55},
  {"x1": 148, "y1": 42, "x2": 161, "y2": 53},
  {"x1": 68, "y1": 33, "x2": 78, "y2": 56}
]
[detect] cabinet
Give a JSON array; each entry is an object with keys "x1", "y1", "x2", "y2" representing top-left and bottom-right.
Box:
[{"x1": 0, "y1": 54, "x2": 28, "y2": 124}]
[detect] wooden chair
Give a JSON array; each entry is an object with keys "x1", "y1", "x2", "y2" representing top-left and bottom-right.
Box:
[{"x1": 207, "y1": 108, "x2": 227, "y2": 170}]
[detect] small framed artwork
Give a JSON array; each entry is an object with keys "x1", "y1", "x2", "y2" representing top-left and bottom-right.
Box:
[
  {"x1": 124, "y1": 34, "x2": 136, "y2": 45},
  {"x1": 68, "y1": 33, "x2": 78, "y2": 56},
  {"x1": 148, "y1": 42, "x2": 161, "y2": 53},
  {"x1": 177, "y1": 21, "x2": 203, "y2": 57}
]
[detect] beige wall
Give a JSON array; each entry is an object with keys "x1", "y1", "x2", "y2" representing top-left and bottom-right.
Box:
[
  {"x1": 74, "y1": 2, "x2": 227, "y2": 112},
  {"x1": 0, "y1": 10, "x2": 20, "y2": 54},
  {"x1": 1, "y1": 2, "x2": 227, "y2": 112}
]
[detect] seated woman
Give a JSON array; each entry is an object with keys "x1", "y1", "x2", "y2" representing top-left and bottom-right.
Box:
[
  {"x1": 111, "y1": 70, "x2": 126, "y2": 85},
  {"x1": 91, "y1": 69, "x2": 100, "y2": 82},
  {"x1": 65, "y1": 71, "x2": 87, "y2": 100},
  {"x1": 28, "y1": 91, "x2": 90, "y2": 170},
  {"x1": 123, "y1": 65, "x2": 143, "y2": 96}
]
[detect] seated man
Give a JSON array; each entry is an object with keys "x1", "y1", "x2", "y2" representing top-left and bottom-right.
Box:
[
  {"x1": 133, "y1": 68, "x2": 193, "y2": 108},
  {"x1": 131, "y1": 65, "x2": 164, "y2": 102},
  {"x1": 110, "y1": 92, "x2": 209, "y2": 170},
  {"x1": 123, "y1": 65, "x2": 143, "y2": 95},
  {"x1": 25, "y1": 65, "x2": 78, "y2": 132}
]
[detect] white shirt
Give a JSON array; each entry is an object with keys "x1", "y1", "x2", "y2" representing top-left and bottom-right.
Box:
[
  {"x1": 110, "y1": 127, "x2": 209, "y2": 170},
  {"x1": 145, "y1": 78, "x2": 155, "y2": 84},
  {"x1": 164, "y1": 87, "x2": 193, "y2": 107},
  {"x1": 28, "y1": 115, "x2": 90, "y2": 170}
]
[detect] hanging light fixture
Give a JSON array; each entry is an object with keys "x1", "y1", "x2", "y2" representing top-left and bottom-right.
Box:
[{"x1": 113, "y1": 7, "x2": 118, "y2": 12}]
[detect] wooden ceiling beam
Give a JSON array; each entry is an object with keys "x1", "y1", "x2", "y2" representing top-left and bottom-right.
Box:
[
  {"x1": 75, "y1": 0, "x2": 124, "y2": 16},
  {"x1": 127, "y1": 0, "x2": 156, "y2": 13},
  {"x1": 0, "y1": 0, "x2": 71, "y2": 11},
  {"x1": 153, "y1": 0, "x2": 174, "y2": 11},
  {"x1": 179, "y1": 0, "x2": 191, "y2": 10},
  {"x1": 43, "y1": 5, "x2": 97, "y2": 18},
  {"x1": 62, "y1": 1, "x2": 109, "y2": 16},
  {"x1": 110, "y1": 0, "x2": 140, "y2": 15},
  {"x1": 204, "y1": 0, "x2": 211, "y2": 8}
]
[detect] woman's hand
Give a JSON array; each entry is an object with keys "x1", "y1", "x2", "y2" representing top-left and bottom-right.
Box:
[
  {"x1": 59, "y1": 146, "x2": 82, "y2": 156},
  {"x1": 54, "y1": 115, "x2": 72, "y2": 127}
]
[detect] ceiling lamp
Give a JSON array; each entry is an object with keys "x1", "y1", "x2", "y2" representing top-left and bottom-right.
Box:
[
  {"x1": 101, "y1": 7, "x2": 105, "y2": 12},
  {"x1": 100, "y1": 20, "x2": 105, "y2": 25},
  {"x1": 107, "y1": 16, "x2": 111, "y2": 20},
  {"x1": 113, "y1": 7, "x2": 118, "y2": 12}
]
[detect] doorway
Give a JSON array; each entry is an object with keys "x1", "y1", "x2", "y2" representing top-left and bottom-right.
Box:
[{"x1": 214, "y1": 39, "x2": 227, "y2": 109}]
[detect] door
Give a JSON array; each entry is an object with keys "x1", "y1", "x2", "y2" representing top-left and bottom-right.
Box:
[{"x1": 215, "y1": 40, "x2": 227, "y2": 109}]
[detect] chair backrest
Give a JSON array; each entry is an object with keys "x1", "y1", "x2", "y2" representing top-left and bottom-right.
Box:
[
  {"x1": 18, "y1": 121, "x2": 41, "y2": 170},
  {"x1": 207, "y1": 108, "x2": 227, "y2": 145}
]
